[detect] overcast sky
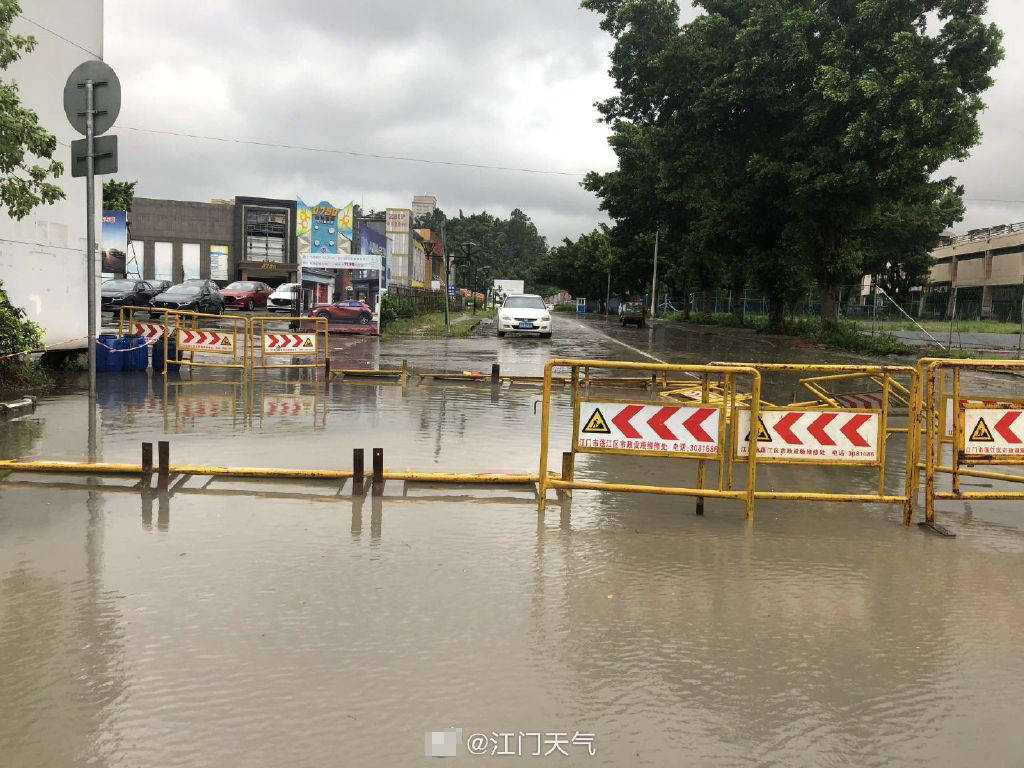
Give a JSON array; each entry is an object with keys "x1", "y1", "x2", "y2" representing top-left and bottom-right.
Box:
[{"x1": 102, "y1": 0, "x2": 1023, "y2": 244}]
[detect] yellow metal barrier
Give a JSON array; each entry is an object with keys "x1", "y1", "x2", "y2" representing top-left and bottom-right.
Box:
[
  {"x1": 920, "y1": 358, "x2": 1024, "y2": 530},
  {"x1": 248, "y1": 315, "x2": 328, "y2": 371},
  {"x1": 161, "y1": 309, "x2": 248, "y2": 370},
  {"x1": 537, "y1": 359, "x2": 763, "y2": 519},
  {"x1": 715, "y1": 363, "x2": 920, "y2": 522}
]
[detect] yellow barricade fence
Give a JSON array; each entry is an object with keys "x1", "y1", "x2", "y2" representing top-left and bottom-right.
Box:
[
  {"x1": 540, "y1": 360, "x2": 921, "y2": 523},
  {"x1": 919, "y1": 358, "x2": 1024, "y2": 530},
  {"x1": 248, "y1": 315, "x2": 328, "y2": 371},
  {"x1": 538, "y1": 359, "x2": 763, "y2": 519},
  {"x1": 717, "y1": 363, "x2": 920, "y2": 522},
  {"x1": 163, "y1": 309, "x2": 248, "y2": 370},
  {"x1": 117, "y1": 304, "x2": 177, "y2": 344}
]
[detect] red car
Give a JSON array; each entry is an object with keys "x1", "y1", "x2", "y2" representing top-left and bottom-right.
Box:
[
  {"x1": 219, "y1": 281, "x2": 273, "y2": 311},
  {"x1": 309, "y1": 300, "x2": 374, "y2": 325}
]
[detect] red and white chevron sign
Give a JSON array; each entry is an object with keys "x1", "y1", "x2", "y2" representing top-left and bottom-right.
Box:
[
  {"x1": 576, "y1": 402, "x2": 721, "y2": 456},
  {"x1": 962, "y1": 408, "x2": 1024, "y2": 457},
  {"x1": 176, "y1": 328, "x2": 234, "y2": 354},
  {"x1": 131, "y1": 321, "x2": 164, "y2": 343},
  {"x1": 735, "y1": 408, "x2": 880, "y2": 463},
  {"x1": 263, "y1": 332, "x2": 317, "y2": 353},
  {"x1": 262, "y1": 394, "x2": 315, "y2": 416},
  {"x1": 834, "y1": 392, "x2": 884, "y2": 409}
]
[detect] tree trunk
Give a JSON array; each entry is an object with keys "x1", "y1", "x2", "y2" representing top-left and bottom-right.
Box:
[
  {"x1": 701, "y1": 288, "x2": 714, "y2": 316},
  {"x1": 731, "y1": 284, "x2": 746, "y2": 323},
  {"x1": 681, "y1": 273, "x2": 691, "y2": 320},
  {"x1": 819, "y1": 280, "x2": 840, "y2": 331},
  {"x1": 767, "y1": 300, "x2": 785, "y2": 334}
]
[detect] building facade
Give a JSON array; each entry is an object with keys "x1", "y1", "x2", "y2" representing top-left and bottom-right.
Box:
[
  {"x1": 928, "y1": 222, "x2": 1024, "y2": 320},
  {"x1": 411, "y1": 195, "x2": 437, "y2": 218},
  {"x1": 1, "y1": 0, "x2": 104, "y2": 349}
]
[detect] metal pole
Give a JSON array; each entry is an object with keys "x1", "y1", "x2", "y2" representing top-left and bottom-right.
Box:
[
  {"x1": 85, "y1": 79, "x2": 97, "y2": 463},
  {"x1": 871, "y1": 279, "x2": 877, "y2": 337},
  {"x1": 948, "y1": 284, "x2": 958, "y2": 350},
  {"x1": 441, "y1": 221, "x2": 450, "y2": 334},
  {"x1": 605, "y1": 270, "x2": 610, "y2": 315},
  {"x1": 1018, "y1": 277, "x2": 1023, "y2": 360},
  {"x1": 649, "y1": 231, "x2": 659, "y2": 318}
]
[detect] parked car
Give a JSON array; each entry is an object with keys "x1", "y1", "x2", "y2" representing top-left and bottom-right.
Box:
[
  {"x1": 220, "y1": 280, "x2": 273, "y2": 311},
  {"x1": 619, "y1": 301, "x2": 646, "y2": 328},
  {"x1": 149, "y1": 282, "x2": 226, "y2": 315},
  {"x1": 101, "y1": 278, "x2": 152, "y2": 312},
  {"x1": 308, "y1": 299, "x2": 374, "y2": 325},
  {"x1": 266, "y1": 283, "x2": 300, "y2": 312},
  {"x1": 141, "y1": 280, "x2": 172, "y2": 302},
  {"x1": 497, "y1": 294, "x2": 552, "y2": 338}
]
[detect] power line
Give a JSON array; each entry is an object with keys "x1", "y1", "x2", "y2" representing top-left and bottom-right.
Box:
[
  {"x1": 0, "y1": 236, "x2": 85, "y2": 253},
  {"x1": 119, "y1": 125, "x2": 589, "y2": 177},
  {"x1": 965, "y1": 198, "x2": 1024, "y2": 204},
  {"x1": 16, "y1": 13, "x2": 102, "y2": 60}
]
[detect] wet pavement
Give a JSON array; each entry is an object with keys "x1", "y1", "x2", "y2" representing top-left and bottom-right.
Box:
[{"x1": 2, "y1": 314, "x2": 1024, "y2": 766}]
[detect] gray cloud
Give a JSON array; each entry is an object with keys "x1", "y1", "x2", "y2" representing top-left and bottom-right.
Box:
[{"x1": 102, "y1": 0, "x2": 1023, "y2": 242}]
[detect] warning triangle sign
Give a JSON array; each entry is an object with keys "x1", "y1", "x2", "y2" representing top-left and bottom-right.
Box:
[
  {"x1": 582, "y1": 408, "x2": 611, "y2": 434},
  {"x1": 220, "y1": 336, "x2": 231, "y2": 346},
  {"x1": 302, "y1": 338, "x2": 313, "y2": 348},
  {"x1": 969, "y1": 417, "x2": 994, "y2": 442},
  {"x1": 744, "y1": 416, "x2": 772, "y2": 443}
]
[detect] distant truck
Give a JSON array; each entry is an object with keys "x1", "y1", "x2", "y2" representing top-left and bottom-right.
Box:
[{"x1": 492, "y1": 279, "x2": 525, "y2": 301}]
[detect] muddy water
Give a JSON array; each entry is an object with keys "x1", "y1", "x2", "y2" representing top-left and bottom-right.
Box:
[{"x1": 2, "y1": 315, "x2": 1023, "y2": 766}]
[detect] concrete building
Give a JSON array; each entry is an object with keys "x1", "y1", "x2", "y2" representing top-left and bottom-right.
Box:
[
  {"x1": 411, "y1": 195, "x2": 437, "y2": 218},
  {"x1": 129, "y1": 198, "x2": 234, "y2": 283},
  {"x1": 928, "y1": 222, "x2": 1024, "y2": 320},
  {"x1": 129, "y1": 196, "x2": 334, "y2": 307},
  {"x1": 1, "y1": 1, "x2": 104, "y2": 349}
]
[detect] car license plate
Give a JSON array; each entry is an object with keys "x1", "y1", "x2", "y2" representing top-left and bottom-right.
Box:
[{"x1": 518, "y1": 322, "x2": 533, "y2": 329}]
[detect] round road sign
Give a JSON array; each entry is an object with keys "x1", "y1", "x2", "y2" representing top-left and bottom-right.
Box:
[{"x1": 63, "y1": 60, "x2": 121, "y2": 136}]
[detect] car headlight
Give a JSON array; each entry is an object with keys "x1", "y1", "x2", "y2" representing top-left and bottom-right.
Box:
[
  {"x1": 500, "y1": 313, "x2": 512, "y2": 321},
  {"x1": 541, "y1": 314, "x2": 550, "y2": 322}
]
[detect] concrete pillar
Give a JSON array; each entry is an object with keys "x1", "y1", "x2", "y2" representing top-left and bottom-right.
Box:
[{"x1": 981, "y1": 250, "x2": 994, "y2": 318}]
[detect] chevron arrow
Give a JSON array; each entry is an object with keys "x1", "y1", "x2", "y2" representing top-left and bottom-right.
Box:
[
  {"x1": 682, "y1": 407, "x2": 716, "y2": 442},
  {"x1": 807, "y1": 413, "x2": 837, "y2": 445},
  {"x1": 611, "y1": 405, "x2": 643, "y2": 439},
  {"x1": 994, "y1": 412, "x2": 1022, "y2": 444},
  {"x1": 840, "y1": 414, "x2": 872, "y2": 447},
  {"x1": 775, "y1": 412, "x2": 803, "y2": 445},
  {"x1": 647, "y1": 406, "x2": 679, "y2": 439}
]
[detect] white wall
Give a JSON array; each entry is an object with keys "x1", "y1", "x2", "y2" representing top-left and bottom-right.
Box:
[{"x1": 1, "y1": 1, "x2": 104, "y2": 349}]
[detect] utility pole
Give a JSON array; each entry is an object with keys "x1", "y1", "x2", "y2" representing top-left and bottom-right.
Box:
[
  {"x1": 649, "y1": 230, "x2": 659, "y2": 318},
  {"x1": 441, "y1": 220, "x2": 450, "y2": 334},
  {"x1": 948, "y1": 284, "x2": 958, "y2": 350},
  {"x1": 605, "y1": 270, "x2": 611, "y2": 315},
  {"x1": 1018, "y1": 277, "x2": 1023, "y2": 359}
]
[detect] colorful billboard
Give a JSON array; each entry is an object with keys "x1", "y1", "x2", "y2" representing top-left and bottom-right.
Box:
[
  {"x1": 297, "y1": 198, "x2": 353, "y2": 257},
  {"x1": 209, "y1": 245, "x2": 229, "y2": 280},
  {"x1": 386, "y1": 208, "x2": 412, "y2": 287},
  {"x1": 101, "y1": 209, "x2": 128, "y2": 274},
  {"x1": 360, "y1": 225, "x2": 389, "y2": 290}
]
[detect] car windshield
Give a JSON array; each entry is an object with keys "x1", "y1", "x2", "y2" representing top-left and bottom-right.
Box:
[
  {"x1": 165, "y1": 285, "x2": 201, "y2": 296},
  {"x1": 226, "y1": 281, "x2": 256, "y2": 290},
  {"x1": 503, "y1": 296, "x2": 545, "y2": 310},
  {"x1": 104, "y1": 279, "x2": 137, "y2": 290},
  {"x1": 145, "y1": 281, "x2": 165, "y2": 289},
  {"x1": 275, "y1": 284, "x2": 299, "y2": 292}
]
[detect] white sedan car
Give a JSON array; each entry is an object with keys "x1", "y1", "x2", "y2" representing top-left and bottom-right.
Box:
[{"x1": 497, "y1": 294, "x2": 552, "y2": 338}]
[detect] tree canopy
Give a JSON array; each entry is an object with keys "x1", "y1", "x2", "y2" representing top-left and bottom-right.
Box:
[
  {"x1": 0, "y1": 0, "x2": 64, "y2": 220},
  {"x1": 572, "y1": 0, "x2": 1003, "y2": 329},
  {"x1": 102, "y1": 179, "x2": 137, "y2": 212}
]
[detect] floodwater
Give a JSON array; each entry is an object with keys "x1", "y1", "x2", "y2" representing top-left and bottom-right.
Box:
[{"x1": 2, "y1": 315, "x2": 1023, "y2": 766}]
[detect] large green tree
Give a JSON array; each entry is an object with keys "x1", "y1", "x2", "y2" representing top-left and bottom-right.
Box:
[
  {"x1": 582, "y1": 0, "x2": 1003, "y2": 330},
  {"x1": 0, "y1": 0, "x2": 63, "y2": 220},
  {"x1": 102, "y1": 179, "x2": 137, "y2": 212}
]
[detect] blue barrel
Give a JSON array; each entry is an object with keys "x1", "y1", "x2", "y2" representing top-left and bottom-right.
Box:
[
  {"x1": 151, "y1": 335, "x2": 180, "y2": 374},
  {"x1": 96, "y1": 334, "x2": 122, "y2": 372},
  {"x1": 121, "y1": 334, "x2": 149, "y2": 371}
]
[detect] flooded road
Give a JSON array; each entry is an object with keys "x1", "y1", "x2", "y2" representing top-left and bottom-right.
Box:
[{"x1": 2, "y1": 314, "x2": 1023, "y2": 766}]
